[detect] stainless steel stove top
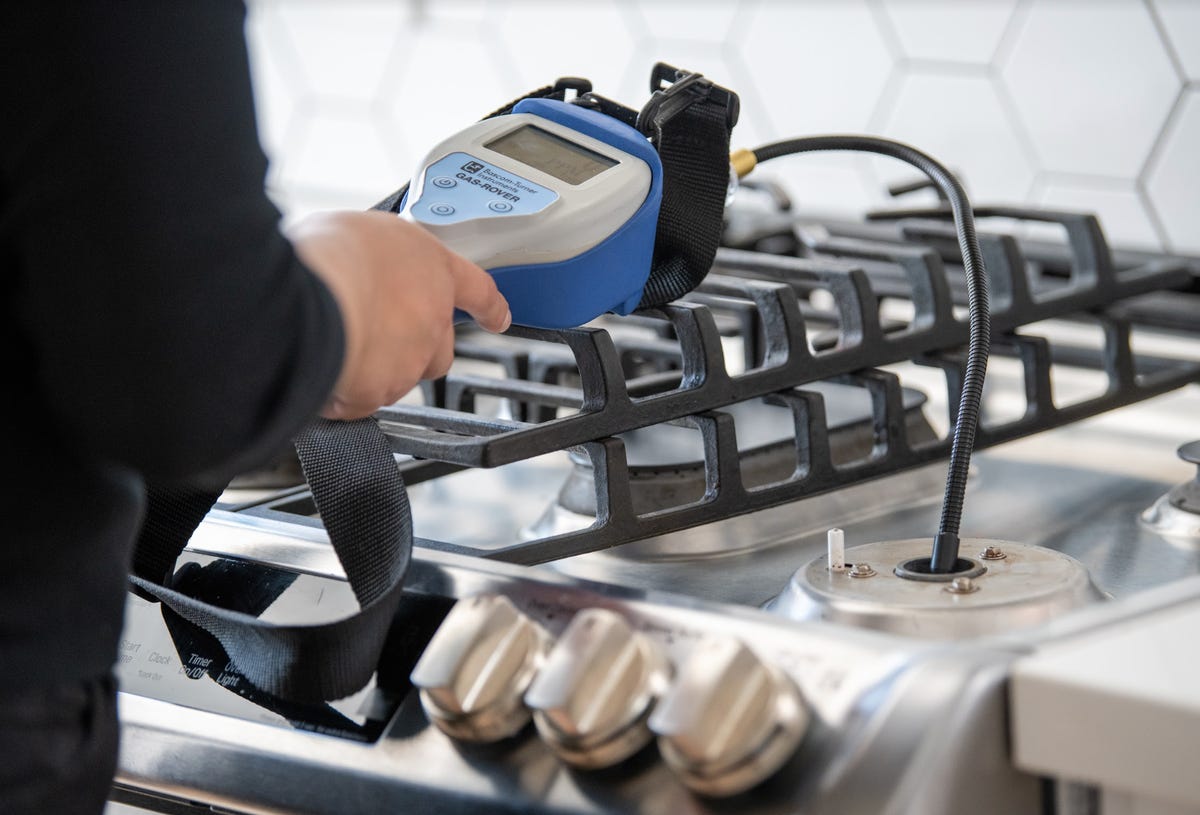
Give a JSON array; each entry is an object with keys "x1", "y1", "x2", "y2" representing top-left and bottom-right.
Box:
[{"x1": 109, "y1": 199, "x2": 1200, "y2": 815}]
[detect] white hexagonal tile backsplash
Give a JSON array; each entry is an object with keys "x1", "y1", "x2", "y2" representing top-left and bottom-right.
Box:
[
  {"x1": 380, "y1": 17, "x2": 514, "y2": 175},
  {"x1": 880, "y1": 0, "x2": 1018, "y2": 64},
  {"x1": 1152, "y1": 0, "x2": 1200, "y2": 80},
  {"x1": 1032, "y1": 179, "x2": 1163, "y2": 250},
  {"x1": 246, "y1": 0, "x2": 1198, "y2": 255},
  {"x1": 1145, "y1": 89, "x2": 1200, "y2": 254},
  {"x1": 278, "y1": 110, "x2": 401, "y2": 201},
  {"x1": 273, "y1": 0, "x2": 409, "y2": 102},
  {"x1": 999, "y1": 0, "x2": 1179, "y2": 179},
  {"x1": 873, "y1": 71, "x2": 1036, "y2": 203},
  {"x1": 740, "y1": 1, "x2": 894, "y2": 138},
  {"x1": 495, "y1": 1, "x2": 640, "y2": 104},
  {"x1": 629, "y1": 0, "x2": 741, "y2": 45}
]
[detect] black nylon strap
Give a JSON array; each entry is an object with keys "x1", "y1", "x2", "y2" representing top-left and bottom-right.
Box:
[
  {"x1": 130, "y1": 418, "x2": 411, "y2": 703},
  {"x1": 130, "y1": 484, "x2": 221, "y2": 602},
  {"x1": 156, "y1": 559, "x2": 366, "y2": 734},
  {"x1": 637, "y1": 69, "x2": 738, "y2": 308}
]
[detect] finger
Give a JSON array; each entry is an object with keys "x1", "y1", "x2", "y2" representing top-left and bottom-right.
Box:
[
  {"x1": 444, "y1": 252, "x2": 511, "y2": 332},
  {"x1": 319, "y1": 397, "x2": 346, "y2": 421},
  {"x1": 319, "y1": 394, "x2": 376, "y2": 421},
  {"x1": 422, "y1": 323, "x2": 457, "y2": 381}
]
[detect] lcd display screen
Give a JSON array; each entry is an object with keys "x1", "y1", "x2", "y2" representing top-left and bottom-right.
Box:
[{"x1": 485, "y1": 125, "x2": 617, "y2": 185}]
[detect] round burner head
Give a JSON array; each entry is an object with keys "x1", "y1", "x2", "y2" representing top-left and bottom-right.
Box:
[{"x1": 767, "y1": 538, "x2": 1104, "y2": 639}]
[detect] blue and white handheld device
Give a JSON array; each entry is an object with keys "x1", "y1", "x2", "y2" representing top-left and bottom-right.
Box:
[{"x1": 398, "y1": 98, "x2": 663, "y2": 328}]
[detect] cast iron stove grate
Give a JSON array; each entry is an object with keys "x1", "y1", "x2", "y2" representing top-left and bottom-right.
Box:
[{"x1": 230, "y1": 205, "x2": 1200, "y2": 565}]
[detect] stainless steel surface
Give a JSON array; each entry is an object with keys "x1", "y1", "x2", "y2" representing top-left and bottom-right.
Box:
[
  {"x1": 648, "y1": 635, "x2": 808, "y2": 797},
  {"x1": 112, "y1": 311, "x2": 1200, "y2": 812},
  {"x1": 114, "y1": 512, "x2": 1200, "y2": 814},
  {"x1": 410, "y1": 593, "x2": 551, "y2": 742},
  {"x1": 524, "y1": 607, "x2": 671, "y2": 769},
  {"x1": 769, "y1": 539, "x2": 1104, "y2": 639},
  {"x1": 115, "y1": 536, "x2": 947, "y2": 813}
]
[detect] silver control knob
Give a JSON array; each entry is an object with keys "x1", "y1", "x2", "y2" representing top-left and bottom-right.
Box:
[
  {"x1": 410, "y1": 594, "x2": 551, "y2": 742},
  {"x1": 524, "y1": 608, "x2": 672, "y2": 768},
  {"x1": 648, "y1": 635, "x2": 809, "y2": 797}
]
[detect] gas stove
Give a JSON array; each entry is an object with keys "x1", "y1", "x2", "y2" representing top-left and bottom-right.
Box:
[{"x1": 109, "y1": 192, "x2": 1200, "y2": 815}]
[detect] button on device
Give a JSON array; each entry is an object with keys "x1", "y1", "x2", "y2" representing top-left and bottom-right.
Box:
[
  {"x1": 429, "y1": 203, "x2": 455, "y2": 216},
  {"x1": 488, "y1": 200, "x2": 514, "y2": 213},
  {"x1": 431, "y1": 176, "x2": 457, "y2": 189}
]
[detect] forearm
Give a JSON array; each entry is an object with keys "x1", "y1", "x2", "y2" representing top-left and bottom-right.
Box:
[{"x1": 2, "y1": 2, "x2": 344, "y2": 483}]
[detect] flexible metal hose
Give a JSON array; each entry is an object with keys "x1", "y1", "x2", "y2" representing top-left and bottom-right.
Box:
[{"x1": 752, "y1": 136, "x2": 990, "y2": 573}]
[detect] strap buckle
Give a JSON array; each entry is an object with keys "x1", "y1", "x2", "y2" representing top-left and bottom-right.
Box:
[
  {"x1": 573, "y1": 91, "x2": 640, "y2": 128},
  {"x1": 551, "y1": 76, "x2": 593, "y2": 98},
  {"x1": 636, "y1": 62, "x2": 740, "y2": 136}
]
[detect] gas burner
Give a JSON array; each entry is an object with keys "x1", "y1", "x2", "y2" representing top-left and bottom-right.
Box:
[
  {"x1": 768, "y1": 537, "x2": 1103, "y2": 639},
  {"x1": 1141, "y1": 440, "x2": 1200, "y2": 546},
  {"x1": 524, "y1": 382, "x2": 938, "y2": 554}
]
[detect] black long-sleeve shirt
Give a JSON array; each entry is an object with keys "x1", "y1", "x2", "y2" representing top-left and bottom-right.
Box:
[{"x1": 1, "y1": 3, "x2": 344, "y2": 690}]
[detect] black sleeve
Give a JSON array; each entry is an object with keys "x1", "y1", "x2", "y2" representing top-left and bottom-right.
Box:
[{"x1": 0, "y1": 2, "x2": 344, "y2": 485}]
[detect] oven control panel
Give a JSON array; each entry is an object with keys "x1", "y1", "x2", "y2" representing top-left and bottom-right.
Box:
[
  {"x1": 411, "y1": 594, "x2": 812, "y2": 795},
  {"x1": 115, "y1": 519, "x2": 1037, "y2": 815}
]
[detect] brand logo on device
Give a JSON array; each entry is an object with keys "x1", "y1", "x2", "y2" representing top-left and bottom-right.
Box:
[{"x1": 461, "y1": 160, "x2": 484, "y2": 174}]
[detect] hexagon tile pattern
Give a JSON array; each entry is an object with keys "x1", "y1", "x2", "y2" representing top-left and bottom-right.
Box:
[
  {"x1": 631, "y1": 0, "x2": 741, "y2": 45},
  {"x1": 245, "y1": 0, "x2": 1199, "y2": 255},
  {"x1": 741, "y1": 1, "x2": 893, "y2": 137},
  {"x1": 874, "y1": 72, "x2": 1036, "y2": 204},
  {"x1": 1000, "y1": 0, "x2": 1179, "y2": 178},
  {"x1": 382, "y1": 18, "x2": 515, "y2": 178},
  {"x1": 1033, "y1": 180, "x2": 1162, "y2": 250},
  {"x1": 496, "y1": 1, "x2": 639, "y2": 105},
  {"x1": 1146, "y1": 90, "x2": 1200, "y2": 254},
  {"x1": 881, "y1": 0, "x2": 1018, "y2": 64},
  {"x1": 1153, "y1": 0, "x2": 1200, "y2": 80},
  {"x1": 279, "y1": 111, "x2": 402, "y2": 201},
  {"x1": 274, "y1": 0, "x2": 407, "y2": 102}
]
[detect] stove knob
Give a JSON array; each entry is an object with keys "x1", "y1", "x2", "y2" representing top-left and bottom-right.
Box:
[
  {"x1": 523, "y1": 608, "x2": 672, "y2": 768},
  {"x1": 410, "y1": 594, "x2": 551, "y2": 742},
  {"x1": 649, "y1": 635, "x2": 809, "y2": 797}
]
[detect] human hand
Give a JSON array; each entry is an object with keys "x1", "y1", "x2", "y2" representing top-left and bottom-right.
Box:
[{"x1": 288, "y1": 210, "x2": 510, "y2": 420}]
